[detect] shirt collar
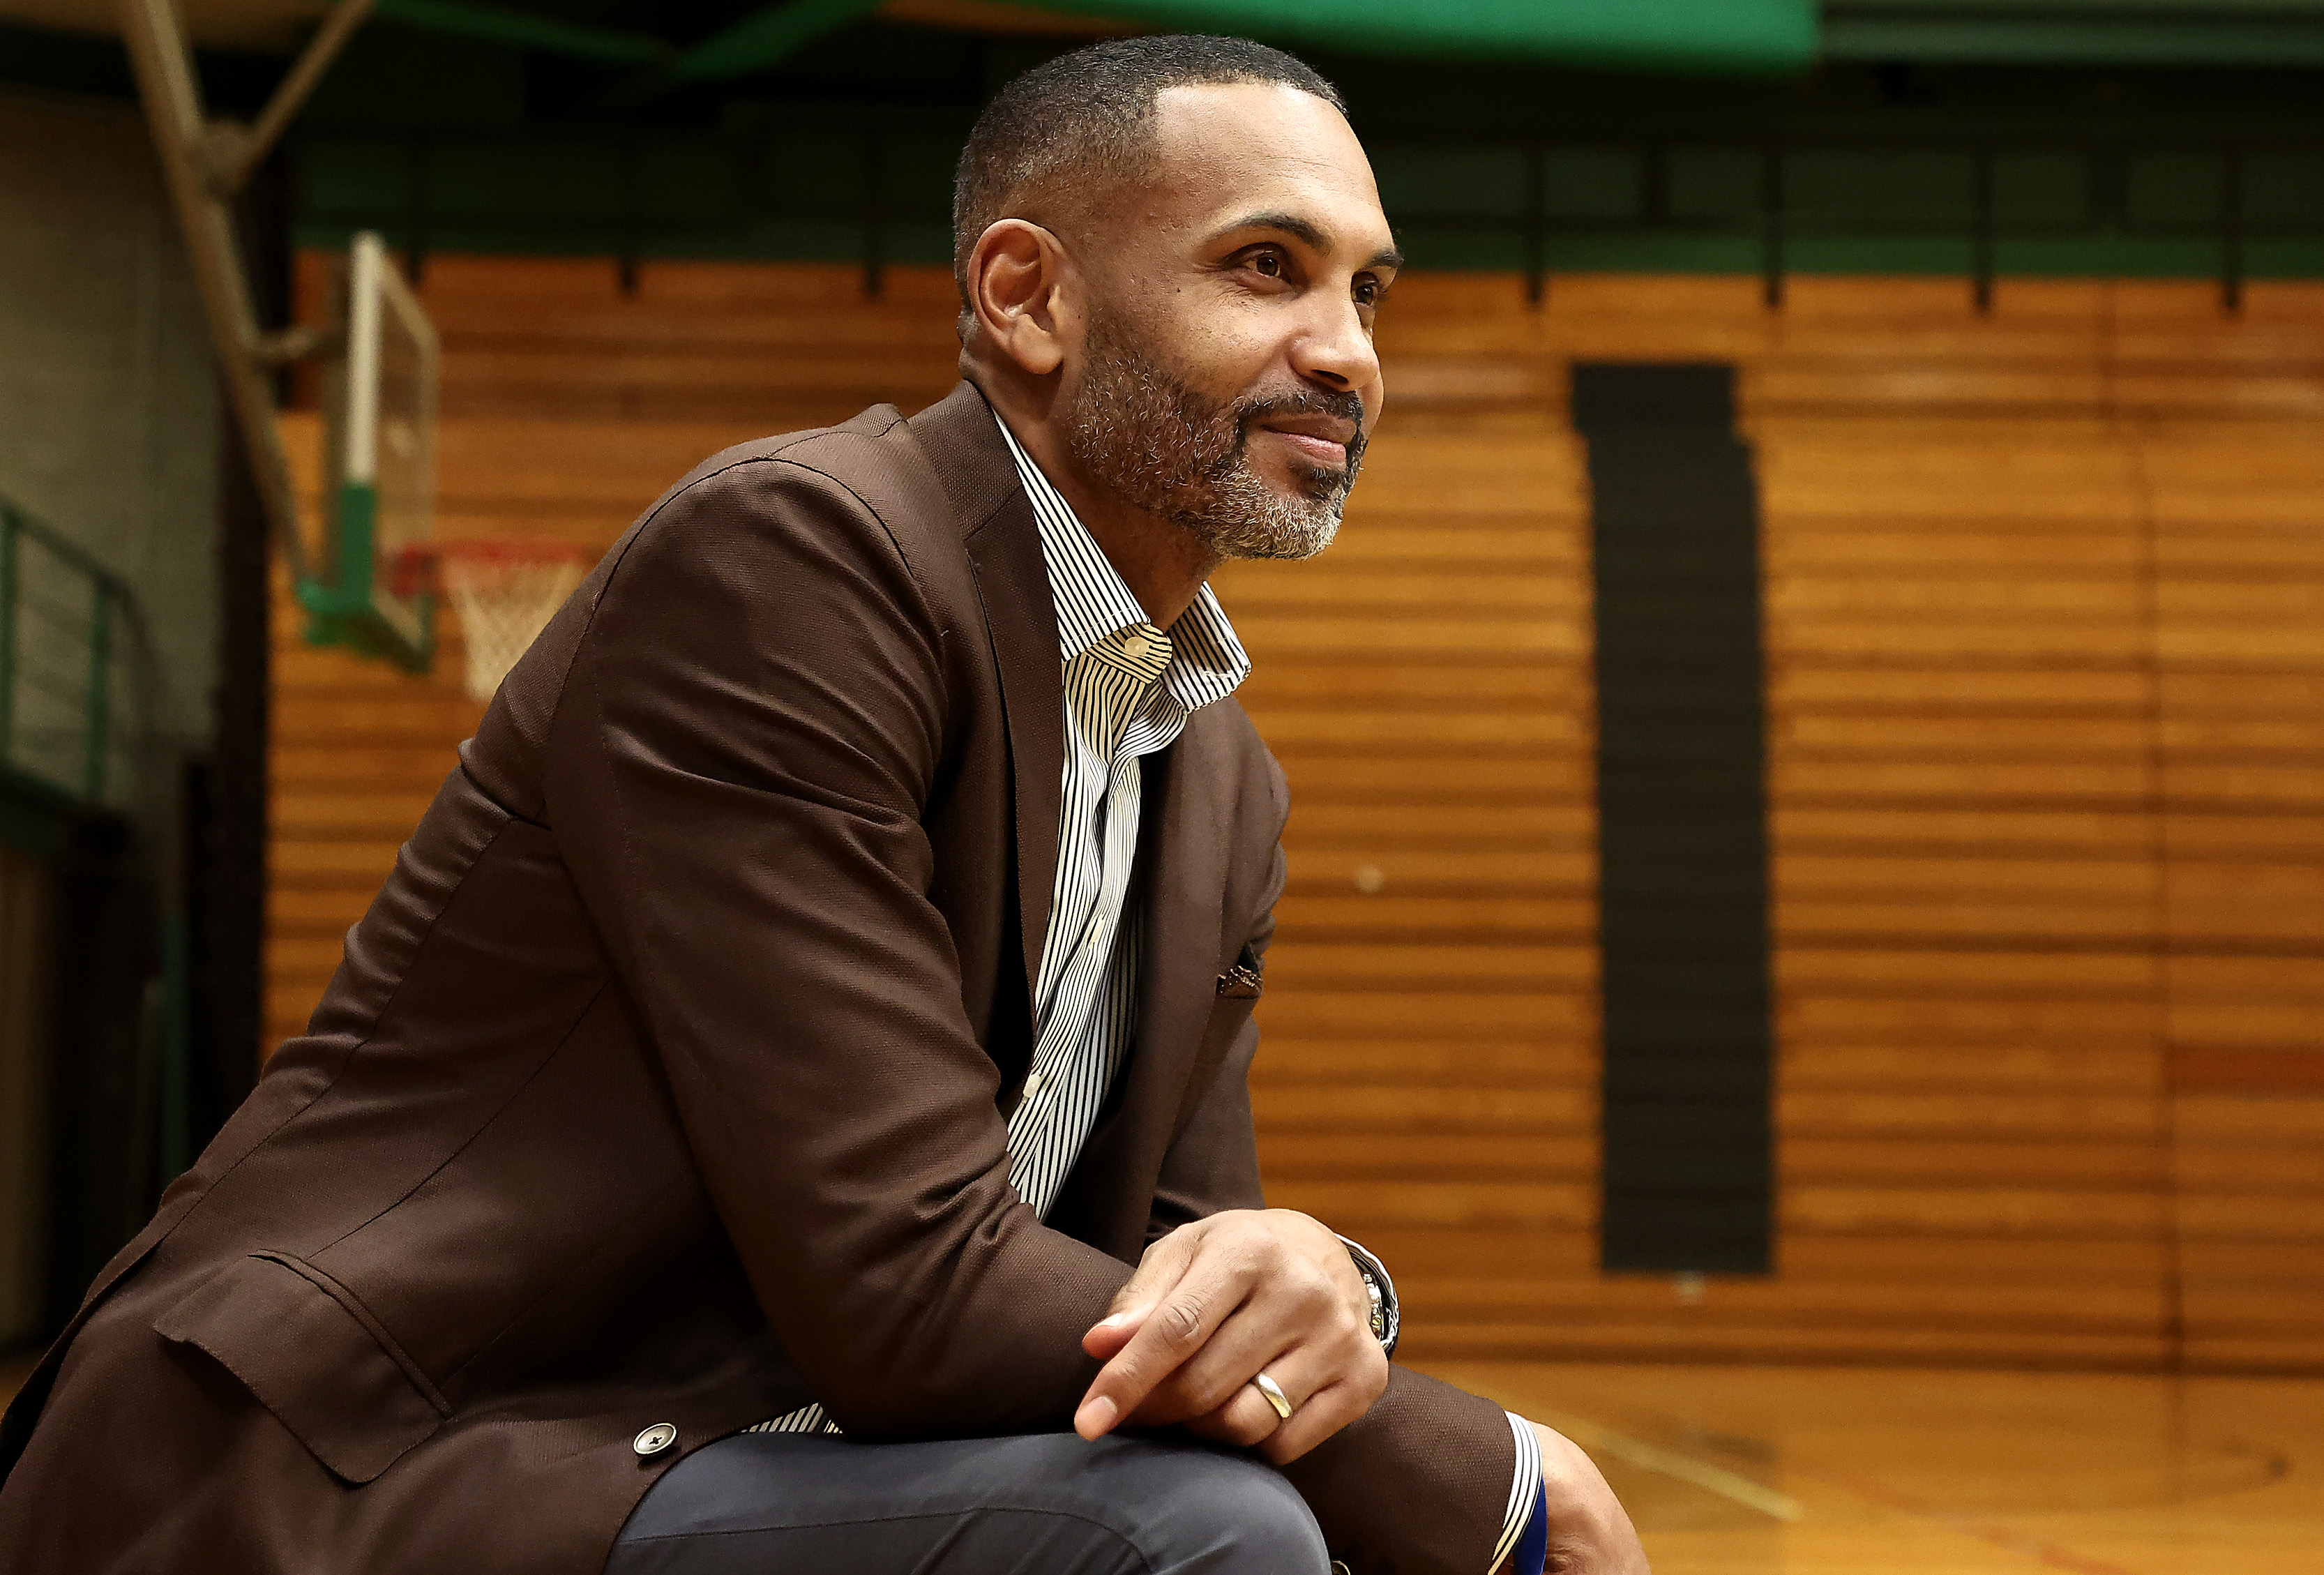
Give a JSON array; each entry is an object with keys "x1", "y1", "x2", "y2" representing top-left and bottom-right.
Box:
[{"x1": 992, "y1": 410, "x2": 1251, "y2": 710}]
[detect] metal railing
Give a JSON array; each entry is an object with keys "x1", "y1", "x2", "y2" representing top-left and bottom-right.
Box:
[{"x1": 0, "y1": 496, "x2": 145, "y2": 811}]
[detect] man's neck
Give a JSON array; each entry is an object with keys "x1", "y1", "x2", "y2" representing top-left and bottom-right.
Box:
[{"x1": 974, "y1": 375, "x2": 1220, "y2": 632}]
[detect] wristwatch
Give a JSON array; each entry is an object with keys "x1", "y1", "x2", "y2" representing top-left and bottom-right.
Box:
[{"x1": 1336, "y1": 1235, "x2": 1400, "y2": 1357}]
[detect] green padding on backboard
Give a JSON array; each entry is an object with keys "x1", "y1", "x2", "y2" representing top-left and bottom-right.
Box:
[{"x1": 297, "y1": 481, "x2": 436, "y2": 673}]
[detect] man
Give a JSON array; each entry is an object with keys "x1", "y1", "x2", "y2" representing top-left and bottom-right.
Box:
[{"x1": 0, "y1": 35, "x2": 1645, "y2": 1575}]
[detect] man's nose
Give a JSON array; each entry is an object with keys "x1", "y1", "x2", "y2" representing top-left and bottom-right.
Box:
[{"x1": 1288, "y1": 292, "x2": 1380, "y2": 398}]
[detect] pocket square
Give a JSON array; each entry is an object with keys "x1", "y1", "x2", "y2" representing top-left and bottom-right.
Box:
[{"x1": 1216, "y1": 961, "x2": 1263, "y2": 999}]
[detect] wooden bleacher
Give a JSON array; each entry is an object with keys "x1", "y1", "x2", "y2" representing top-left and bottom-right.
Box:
[{"x1": 273, "y1": 256, "x2": 2324, "y2": 1373}]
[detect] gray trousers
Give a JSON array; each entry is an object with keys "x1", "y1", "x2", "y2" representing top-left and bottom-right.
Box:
[{"x1": 603, "y1": 1431, "x2": 1333, "y2": 1574}]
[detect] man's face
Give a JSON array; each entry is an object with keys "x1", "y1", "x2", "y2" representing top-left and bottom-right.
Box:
[{"x1": 1057, "y1": 82, "x2": 1398, "y2": 562}]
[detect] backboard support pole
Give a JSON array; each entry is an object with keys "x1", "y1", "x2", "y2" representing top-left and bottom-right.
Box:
[
  {"x1": 118, "y1": 0, "x2": 375, "y2": 590},
  {"x1": 209, "y1": 0, "x2": 377, "y2": 197}
]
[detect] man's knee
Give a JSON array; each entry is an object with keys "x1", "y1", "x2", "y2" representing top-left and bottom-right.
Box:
[{"x1": 1133, "y1": 1447, "x2": 1329, "y2": 1574}]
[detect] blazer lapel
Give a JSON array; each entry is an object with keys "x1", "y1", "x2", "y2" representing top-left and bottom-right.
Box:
[
  {"x1": 1052, "y1": 720, "x2": 1239, "y2": 1257},
  {"x1": 1131, "y1": 725, "x2": 1241, "y2": 1134},
  {"x1": 907, "y1": 383, "x2": 1242, "y2": 1260},
  {"x1": 911, "y1": 383, "x2": 1062, "y2": 1013}
]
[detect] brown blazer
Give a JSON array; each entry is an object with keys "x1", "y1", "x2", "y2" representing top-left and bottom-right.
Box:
[{"x1": 0, "y1": 384, "x2": 1514, "y2": 1574}]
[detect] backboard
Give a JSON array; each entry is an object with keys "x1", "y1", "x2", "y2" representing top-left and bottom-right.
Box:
[{"x1": 301, "y1": 231, "x2": 438, "y2": 670}]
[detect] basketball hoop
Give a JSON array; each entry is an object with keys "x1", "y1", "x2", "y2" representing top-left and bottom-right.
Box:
[{"x1": 391, "y1": 540, "x2": 591, "y2": 703}]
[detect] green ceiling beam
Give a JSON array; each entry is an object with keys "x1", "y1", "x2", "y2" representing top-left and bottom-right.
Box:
[
  {"x1": 660, "y1": 0, "x2": 889, "y2": 84},
  {"x1": 567, "y1": 0, "x2": 1816, "y2": 85},
  {"x1": 370, "y1": 0, "x2": 672, "y2": 66},
  {"x1": 341, "y1": 0, "x2": 2324, "y2": 80},
  {"x1": 634, "y1": 0, "x2": 1818, "y2": 84},
  {"x1": 1032, "y1": 0, "x2": 1819, "y2": 74},
  {"x1": 1825, "y1": 4, "x2": 2324, "y2": 66}
]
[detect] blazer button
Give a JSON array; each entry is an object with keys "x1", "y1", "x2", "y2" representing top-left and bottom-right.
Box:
[
  {"x1": 633, "y1": 1422, "x2": 679, "y2": 1457},
  {"x1": 1331, "y1": 1562, "x2": 1352, "y2": 1574}
]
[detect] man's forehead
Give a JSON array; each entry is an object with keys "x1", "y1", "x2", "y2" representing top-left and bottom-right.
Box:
[{"x1": 1146, "y1": 81, "x2": 1389, "y2": 255}]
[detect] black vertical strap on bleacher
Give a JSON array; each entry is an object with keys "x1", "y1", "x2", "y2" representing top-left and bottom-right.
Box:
[
  {"x1": 862, "y1": 126, "x2": 887, "y2": 301},
  {"x1": 2222, "y1": 146, "x2": 2246, "y2": 316},
  {"x1": 1972, "y1": 142, "x2": 1996, "y2": 316},
  {"x1": 1758, "y1": 146, "x2": 1785, "y2": 310},
  {"x1": 1523, "y1": 143, "x2": 1547, "y2": 307},
  {"x1": 1576, "y1": 362, "x2": 1774, "y2": 1276}
]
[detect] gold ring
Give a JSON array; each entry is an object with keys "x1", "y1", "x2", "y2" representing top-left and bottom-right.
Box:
[{"x1": 1251, "y1": 1371, "x2": 1295, "y2": 1420}]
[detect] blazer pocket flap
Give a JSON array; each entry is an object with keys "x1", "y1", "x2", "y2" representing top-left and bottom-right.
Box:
[{"x1": 155, "y1": 1252, "x2": 448, "y2": 1485}]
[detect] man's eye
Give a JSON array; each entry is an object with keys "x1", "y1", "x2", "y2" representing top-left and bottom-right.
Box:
[
  {"x1": 1355, "y1": 280, "x2": 1379, "y2": 306},
  {"x1": 1252, "y1": 253, "x2": 1283, "y2": 278}
]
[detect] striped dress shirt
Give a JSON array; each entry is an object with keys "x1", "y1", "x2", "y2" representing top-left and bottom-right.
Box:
[
  {"x1": 753, "y1": 410, "x2": 1545, "y2": 1573},
  {"x1": 990, "y1": 419, "x2": 1256, "y2": 1216}
]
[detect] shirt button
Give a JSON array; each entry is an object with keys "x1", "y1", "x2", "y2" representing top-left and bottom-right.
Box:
[
  {"x1": 1122, "y1": 632, "x2": 1149, "y2": 660},
  {"x1": 633, "y1": 1422, "x2": 678, "y2": 1456},
  {"x1": 1023, "y1": 1071, "x2": 1044, "y2": 1097}
]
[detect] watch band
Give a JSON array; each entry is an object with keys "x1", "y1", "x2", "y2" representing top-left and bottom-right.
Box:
[{"x1": 1336, "y1": 1234, "x2": 1400, "y2": 1357}]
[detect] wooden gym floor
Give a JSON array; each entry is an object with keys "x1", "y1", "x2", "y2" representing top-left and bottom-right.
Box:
[{"x1": 1426, "y1": 1360, "x2": 2324, "y2": 1574}]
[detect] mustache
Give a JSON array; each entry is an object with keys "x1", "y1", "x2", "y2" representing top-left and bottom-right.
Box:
[{"x1": 1230, "y1": 386, "x2": 1368, "y2": 472}]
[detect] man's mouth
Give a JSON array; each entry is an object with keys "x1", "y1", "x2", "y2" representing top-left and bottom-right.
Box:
[{"x1": 1261, "y1": 428, "x2": 1350, "y2": 469}]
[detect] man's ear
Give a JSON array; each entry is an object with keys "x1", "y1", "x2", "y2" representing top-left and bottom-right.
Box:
[{"x1": 965, "y1": 219, "x2": 1076, "y2": 377}]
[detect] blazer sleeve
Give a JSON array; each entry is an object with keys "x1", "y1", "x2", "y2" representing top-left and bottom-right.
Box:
[
  {"x1": 543, "y1": 456, "x2": 1130, "y2": 1438},
  {"x1": 1141, "y1": 785, "x2": 1519, "y2": 1575}
]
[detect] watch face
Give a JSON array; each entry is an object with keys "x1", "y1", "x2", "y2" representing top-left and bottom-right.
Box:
[{"x1": 1369, "y1": 1306, "x2": 1387, "y2": 1339}]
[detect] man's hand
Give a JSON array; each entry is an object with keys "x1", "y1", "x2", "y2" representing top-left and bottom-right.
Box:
[
  {"x1": 1525, "y1": 1421, "x2": 1651, "y2": 1574},
  {"x1": 1073, "y1": 1209, "x2": 1388, "y2": 1465}
]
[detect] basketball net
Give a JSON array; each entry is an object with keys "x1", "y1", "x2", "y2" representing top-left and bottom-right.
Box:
[{"x1": 424, "y1": 543, "x2": 589, "y2": 703}]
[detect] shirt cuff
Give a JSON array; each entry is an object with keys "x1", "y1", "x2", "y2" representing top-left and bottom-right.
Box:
[{"x1": 1490, "y1": 1410, "x2": 1544, "y2": 1572}]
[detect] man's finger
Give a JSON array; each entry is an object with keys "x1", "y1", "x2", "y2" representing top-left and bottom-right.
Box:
[
  {"x1": 1258, "y1": 1376, "x2": 1369, "y2": 1465},
  {"x1": 1128, "y1": 1266, "x2": 1340, "y2": 1423},
  {"x1": 1189, "y1": 1346, "x2": 1308, "y2": 1446},
  {"x1": 1081, "y1": 1227, "x2": 1202, "y2": 1357},
  {"x1": 1081, "y1": 1316, "x2": 1138, "y2": 1363},
  {"x1": 1073, "y1": 1251, "x2": 1253, "y2": 1439},
  {"x1": 1175, "y1": 1342, "x2": 1338, "y2": 1453},
  {"x1": 1179, "y1": 1400, "x2": 1276, "y2": 1451}
]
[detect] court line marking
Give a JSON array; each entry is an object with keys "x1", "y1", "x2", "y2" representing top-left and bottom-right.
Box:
[
  {"x1": 1535, "y1": 1408, "x2": 1806, "y2": 1523},
  {"x1": 1544, "y1": 1409, "x2": 2138, "y2": 1572},
  {"x1": 1813, "y1": 1468, "x2": 2139, "y2": 1575}
]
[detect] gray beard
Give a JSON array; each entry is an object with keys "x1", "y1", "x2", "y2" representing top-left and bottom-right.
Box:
[{"x1": 1059, "y1": 309, "x2": 1366, "y2": 562}]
